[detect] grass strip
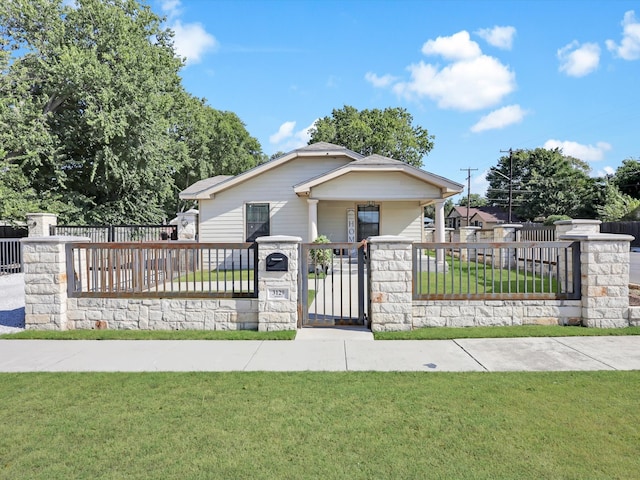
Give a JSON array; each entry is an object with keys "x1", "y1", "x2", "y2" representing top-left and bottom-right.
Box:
[
  {"x1": 0, "y1": 371, "x2": 638, "y2": 479},
  {"x1": 0, "y1": 329, "x2": 296, "y2": 340},
  {"x1": 375, "y1": 325, "x2": 640, "y2": 340}
]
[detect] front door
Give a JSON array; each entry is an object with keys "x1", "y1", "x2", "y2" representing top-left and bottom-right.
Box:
[
  {"x1": 357, "y1": 204, "x2": 379, "y2": 241},
  {"x1": 299, "y1": 242, "x2": 369, "y2": 327}
]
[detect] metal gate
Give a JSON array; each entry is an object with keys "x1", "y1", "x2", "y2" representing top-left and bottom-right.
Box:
[{"x1": 299, "y1": 242, "x2": 369, "y2": 327}]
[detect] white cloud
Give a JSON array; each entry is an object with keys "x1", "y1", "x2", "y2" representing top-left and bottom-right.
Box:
[
  {"x1": 269, "y1": 120, "x2": 316, "y2": 151},
  {"x1": 557, "y1": 41, "x2": 600, "y2": 77},
  {"x1": 393, "y1": 55, "x2": 516, "y2": 111},
  {"x1": 269, "y1": 121, "x2": 296, "y2": 144},
  {"x1": 606, "y1": 10, "x2": 640, "y2": 60},
  {"x1": 470, "y1": 105, "x2": 527, "y2": 133},
  {"x1": 543, "y1": 139, "x2": 612, "y2": 161},
  {"x1": 171, "y1": 20, "x2": 218, "y2": 65},
  {"x1": 476, "y1": 26, "x2": 516, "y2": 50},
  {"x1": 364, "y1": 72, "x2": 398, "y2": 88},
  {"x1": 472, "y1": 170, "x2": 490, "y2": 196},
  {"x1": 160, "y1": 0, "x2": 182, "y2": 18},
  {"x1": 372, "y1": 31, "x2": 515, "y2": 111},
  {"x1": 421, "y1": 31, "x2": 482, "y2": 60},
  {"x1": 595, "y1": 166, "x2": 616, "y2": 177}
]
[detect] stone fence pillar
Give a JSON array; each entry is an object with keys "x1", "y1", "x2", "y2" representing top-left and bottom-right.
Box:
[
  {"x1": 21, "y1": 236, "x2": 88, "y2": 330},
  {"x1": 368, "y1": 236, "x2": 413, "y2": 332},
  {"x1": 560, "y1": 232, "x2": 634, "y2": 328},
  {"x1": 555, "y1": 219, "x2": 601, "y2": 237},
  {"x1": 256, "y1": 236, "x2": 301, "y2": 331},
  {"x1": 459, "y1": 226, "x2": 480, "y2": 261},
  {"x1": 26, "y1": 213, "x2": 57, "y2": 237},
  {"x1": 493, "y1": 224, "x2": 522, "y2": 268}
]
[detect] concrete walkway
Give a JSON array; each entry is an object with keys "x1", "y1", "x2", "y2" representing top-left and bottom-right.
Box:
[{"x1": 1, "y1": 332, "x2": 640, "y2": 372}]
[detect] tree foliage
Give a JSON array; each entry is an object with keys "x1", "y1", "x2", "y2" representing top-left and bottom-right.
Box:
[
  {"x1": 486, "y1": 148, "x2": 592, "y2": 221},
  {"x1": 308, "y1": 105, "x2": 434, "y2": 167},
  {"x1": 457, "y1": 193, "x2": 487, "y2": 208},
  {"x1": 0, "y1": 0, "x2": 261, "y2": 224},
  {"x1": 611, "y1": 158, "x2": 640, "y2": 199}
]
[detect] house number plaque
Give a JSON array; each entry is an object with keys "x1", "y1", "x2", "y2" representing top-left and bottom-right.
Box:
[{"x1": 268, "y1": 288, "x2": 289, "y2": 300}]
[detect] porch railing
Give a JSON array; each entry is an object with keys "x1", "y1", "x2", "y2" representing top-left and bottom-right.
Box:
[
  {"x1": 0, "y1": 239, "x2": 22, "y2": 274},
  {"x1": 52, "y1": 224, "x2": 178, "y2": 242},
  {"x1": 67, "y1": 242, "x2": 258, "y2": 298},
  {"x1": 412, "y1": 241, "x2": 580, "y2": 300}
]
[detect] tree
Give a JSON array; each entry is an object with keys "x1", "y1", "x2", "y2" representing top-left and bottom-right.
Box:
[
  {"x1": 612, "y1": 158, "x2": 640, "y2": 199},
  {"x1": 308, "y1": 105, "x2": 434, "y2": 167},
  {"x1": 1, "y1": 0, "x2": 263, "y2": 224},
  {"x1": 457, "y1": 193, "x2": 487, "y2": 208},
  {"x1": 486, "y1": 148, "x2": 592, "y2": 221},
  {"x1": 596, "y1": 181, "x2": 640, "y2": 221}
]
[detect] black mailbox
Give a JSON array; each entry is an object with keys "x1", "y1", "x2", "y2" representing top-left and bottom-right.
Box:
[{"x1": 266, "y1": 253, "x2": 288, "y2": 271}]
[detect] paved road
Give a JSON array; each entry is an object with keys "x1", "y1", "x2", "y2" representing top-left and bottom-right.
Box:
[
  {"x1": 0, "y1": 273, "x2": 24, "y2": 333},
  {"x1": 630, "y1": 252, "x2": 640, "y2": 285},
  {"x1": 1, "y1": 335, "x2": 640, "y2": 372}
]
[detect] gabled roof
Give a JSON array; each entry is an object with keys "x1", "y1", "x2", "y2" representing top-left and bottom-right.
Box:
[
  {"x1": 179, "y1": 175, "x2": 233, "y2": 198},
  {"x1": 293, "y1": 154, "x2": 463, "y2": 196},
  {"x1": 179, "y1": 142, "x2": 363, "y2": 200},
  {"x1": 448, "y1": 206, "x2": 517, "y2": 223}
]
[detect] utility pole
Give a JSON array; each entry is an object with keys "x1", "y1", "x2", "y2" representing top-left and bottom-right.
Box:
[
  {"x1": 498, "y1": 149, "x2": 514, "y2": 223},
  {"x1": 460, "y1": 167, "x2": 478, "y2": 225}
]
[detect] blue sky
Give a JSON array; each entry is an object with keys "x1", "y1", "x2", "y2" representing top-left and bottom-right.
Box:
[{"x1": 153, "y1": 0, "x2": 640, "y2": 198}]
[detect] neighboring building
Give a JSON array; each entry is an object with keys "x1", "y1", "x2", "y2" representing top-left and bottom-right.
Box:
[
  {"x1": 446, "y1": 206, "x2": 517, "y2": 229},
  {"x1": 180, "y1": 142, "x2": 463, "y2": 243}
]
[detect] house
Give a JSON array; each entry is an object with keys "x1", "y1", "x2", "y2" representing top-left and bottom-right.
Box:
[
  {"x1": 446, "y1": 205, "x2": 517, "y2": 229},
  {"x1": 180, "y1": 142, "x2": 463, "y2": 244}
]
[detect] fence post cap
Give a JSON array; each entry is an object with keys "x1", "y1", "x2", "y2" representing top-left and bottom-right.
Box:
[
  {"x1": 255, "y1": 235, "x2": 302, "y2": 243},
  {"x1": 559, "y1": 232, "x2": 634, "y2": 242}
]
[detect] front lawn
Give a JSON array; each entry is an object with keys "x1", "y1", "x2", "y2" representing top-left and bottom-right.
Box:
[
  {"x1": 375, "y1": 325, "x2": 640, "y2": 340},
  {"x1": 0, "y1": 330, "x2": 296, "y2": 340},
  {"x1": 0, "y1": 371, "x2": 638, "y2": 479}
]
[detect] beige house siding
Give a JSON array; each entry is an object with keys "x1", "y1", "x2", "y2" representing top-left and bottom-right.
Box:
[
  {"x1": 317, "y1": 201, "x2": 422, "y2": 242},
  {"x1": 311, "y1": 171, "x2": 442, "y2": 200},
  {"x1": 199, "y1": 156, "x2": 350, "y2": 242}
]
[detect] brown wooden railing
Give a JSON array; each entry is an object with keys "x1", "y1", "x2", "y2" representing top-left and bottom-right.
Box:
[{"x1": 67, "y1": 242, "x2": 258, "y2": 298}]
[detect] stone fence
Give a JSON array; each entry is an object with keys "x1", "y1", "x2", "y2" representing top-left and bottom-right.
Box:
[{"x1": 21, "y1": 220, "x2": 638, "y2": 332}]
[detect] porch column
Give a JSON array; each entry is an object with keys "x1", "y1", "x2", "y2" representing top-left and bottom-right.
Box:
[
  {"x1": 307, "y1": 199, "x2": 319, "y2": 242},
  {"x1": 434, "y1": 200, "x2": 446, "y2": 243},
  {"x1": 433, "y1": 200, "x2": 446, "y2": 267}
]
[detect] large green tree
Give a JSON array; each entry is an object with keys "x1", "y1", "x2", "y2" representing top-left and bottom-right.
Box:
[
  {"x1": 486, "y1": 148, "x2": 592, "y2": 221},
  {"x1": 0, "y1": 0, "x2": 262, "y2": 224},
  {"x1": 612, "y1": 158, "x2": 640, "y2": 199},
  {"x1": 308, "y1": 105, "x2": 434, "y2": 167}
]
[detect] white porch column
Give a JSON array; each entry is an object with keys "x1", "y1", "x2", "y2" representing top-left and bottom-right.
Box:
[
  {"x1": 434, "y1": 200, "x2": 446, "y2": 267},
  {"x1": 307, "y1": 199, "x2": 319, "y2": 242},
  {"x1": 434, "y1": 200, "x2": 446, "y2": 243}
]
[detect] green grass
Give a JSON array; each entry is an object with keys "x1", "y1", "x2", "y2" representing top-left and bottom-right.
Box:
[
  {"x1": 416, "y1": 254, "x2": 559, "y2": 295},
  {"x1": 0, "y1": 371, "x2": 638, "y2": 479},
  {"x1": 179, "y1": 268, "x2": 254, "y2": 283},
  {"x1": 0, "y1": 329, "x2": 296, "y2": 340},
  {"x1": 375, "y1": 325, "x2": 640, "y2": 340}
]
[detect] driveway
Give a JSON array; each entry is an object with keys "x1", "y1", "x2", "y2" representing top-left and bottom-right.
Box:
[
  {"x1": 0, "y1": 273, "x2": 25, "y2": 333},
  {"x1": 630, "y1": 252, "x2": 640, "y2": 285}
]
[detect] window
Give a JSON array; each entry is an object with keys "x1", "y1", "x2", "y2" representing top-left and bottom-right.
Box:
[
  {"x1": 357, "y1": 204, "x2": 379, "y2": 241},
  {"x1": 246, "y1": 204, "x2": 269, "y2": 242}
]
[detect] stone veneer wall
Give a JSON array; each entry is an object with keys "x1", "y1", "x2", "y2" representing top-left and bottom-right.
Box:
[
  {"x1": 412, "y1": 299, "x2": 582, "y2": 330},
  {"x1": 66, "y1": 298, "x2": 257, "y2": 330}
]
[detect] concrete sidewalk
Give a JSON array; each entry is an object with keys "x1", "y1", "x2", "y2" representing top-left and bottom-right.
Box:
[{"x1": 1, "y1": 334, "x2": 640, "y2": 372}]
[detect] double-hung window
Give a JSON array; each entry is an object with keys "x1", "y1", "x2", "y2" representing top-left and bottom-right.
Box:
[{"x1": 246, "y1": 203, "x2": 270, "y2": 242}]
